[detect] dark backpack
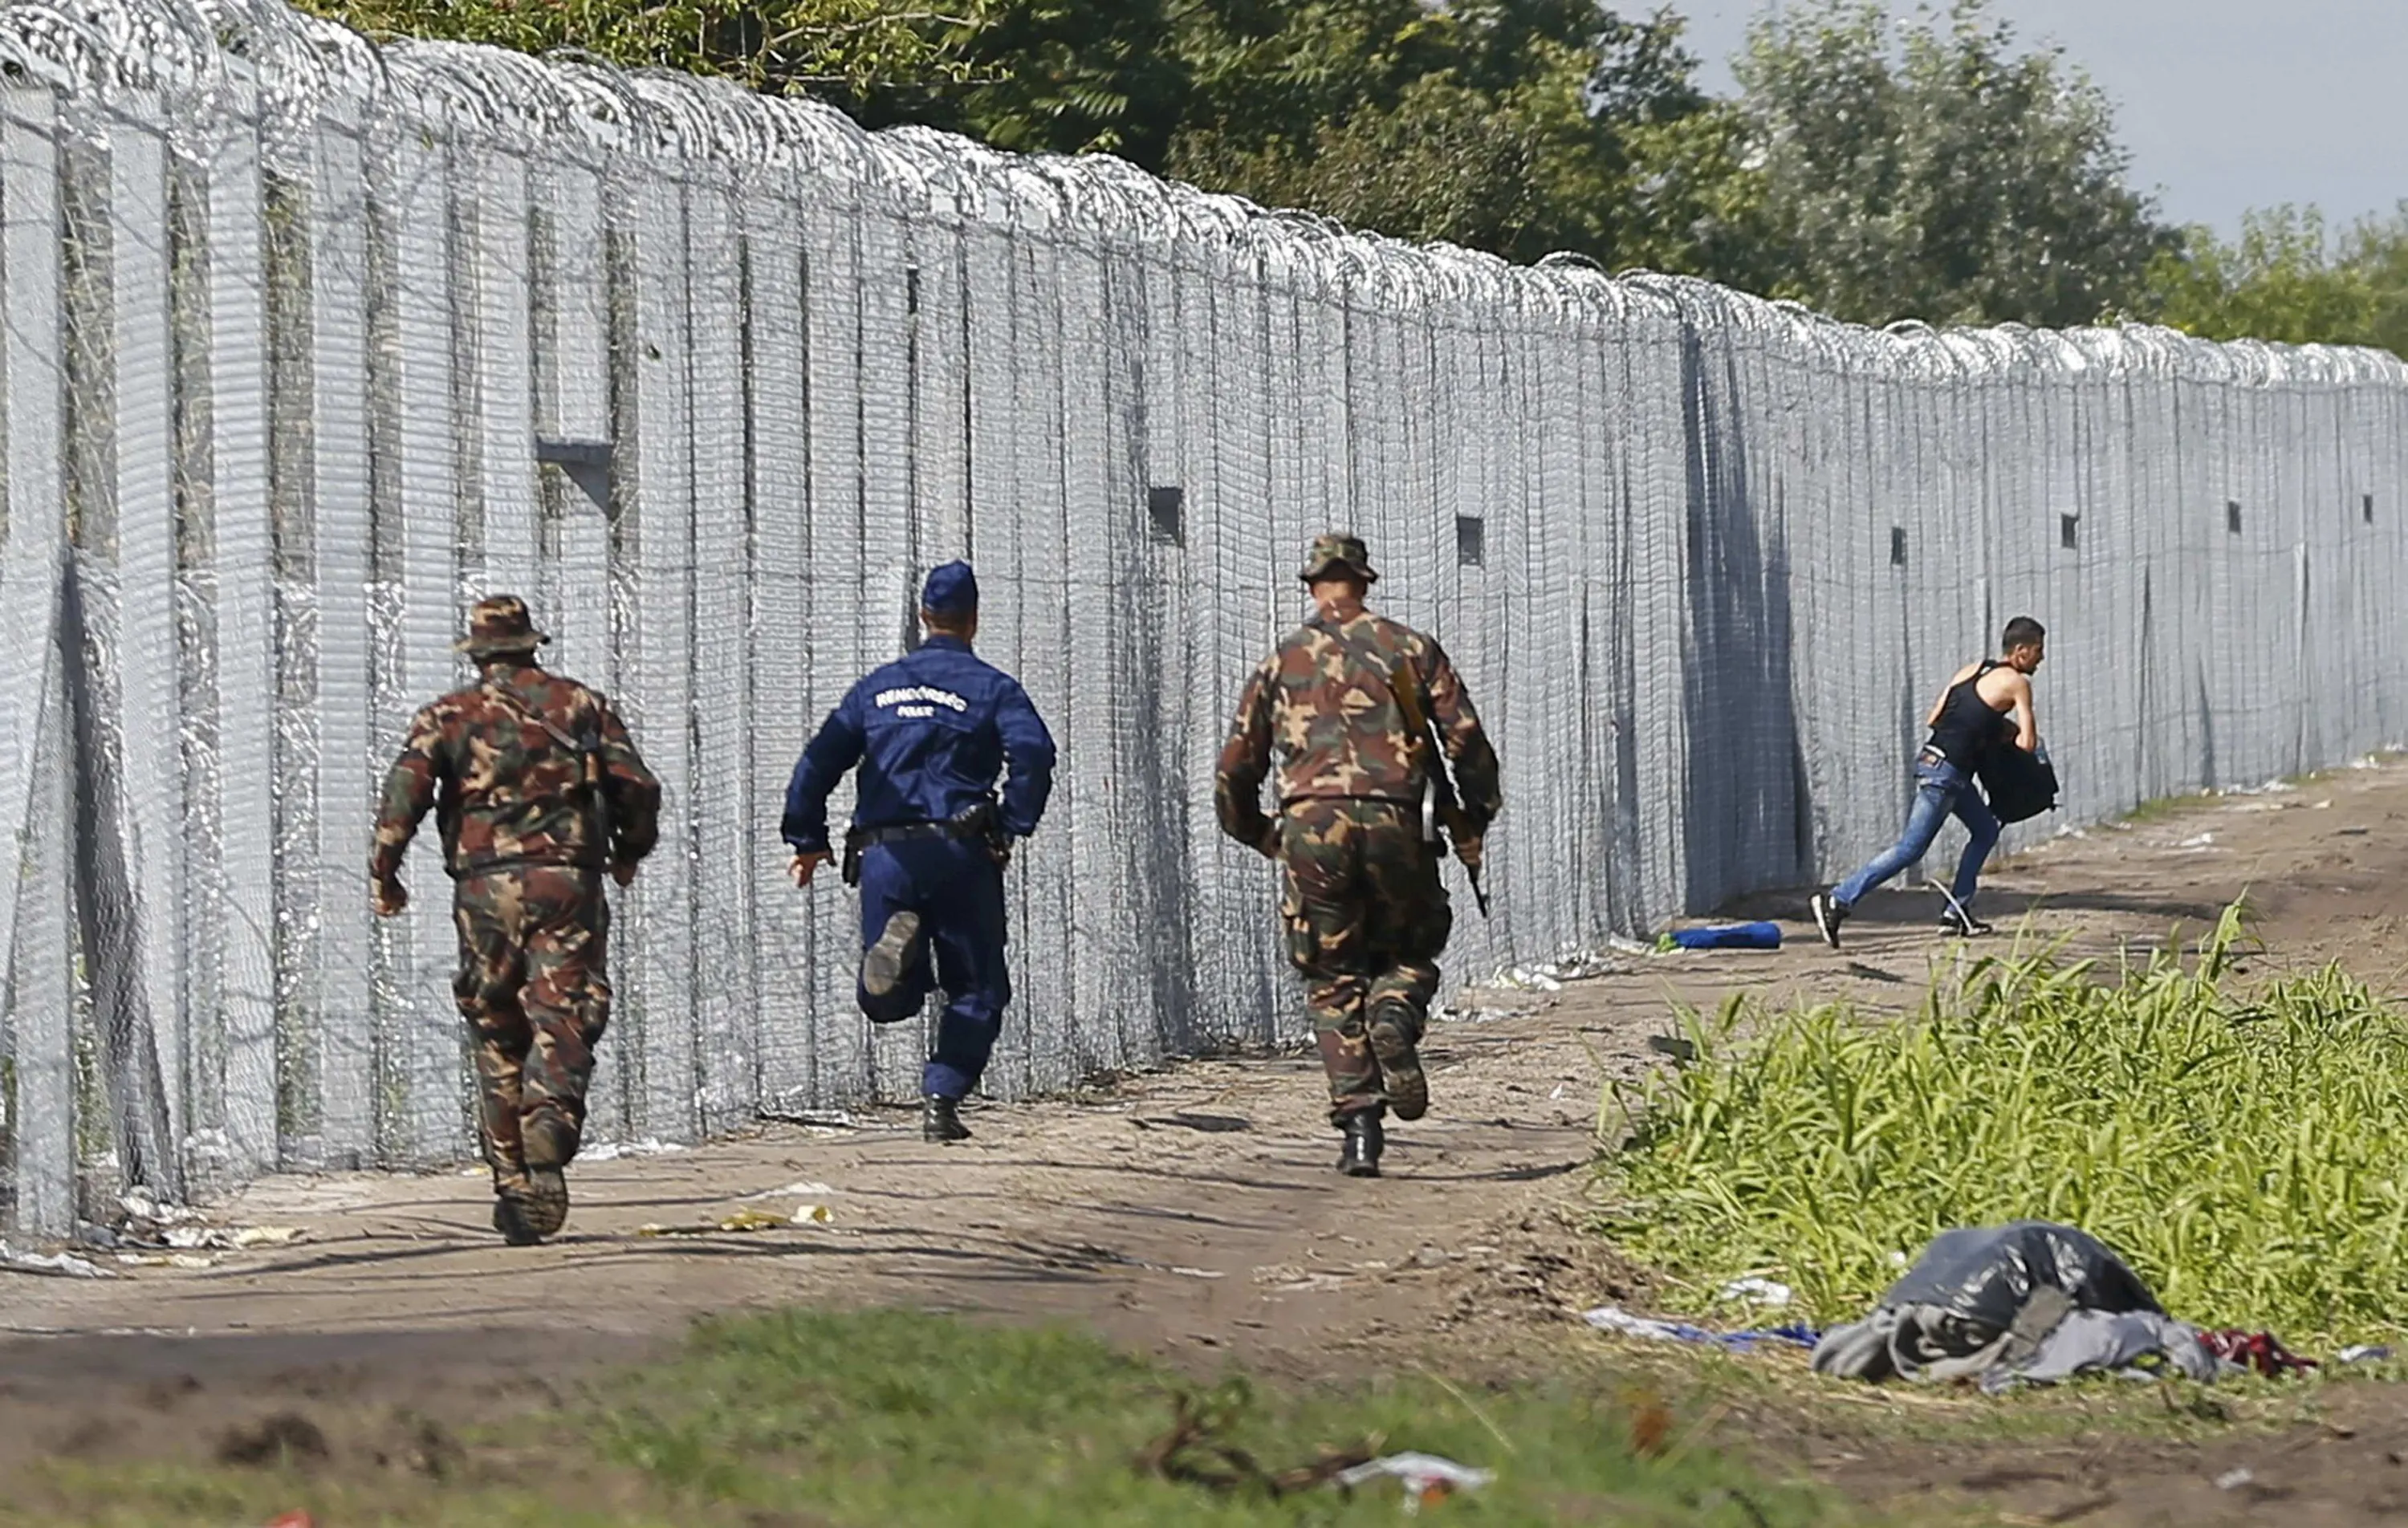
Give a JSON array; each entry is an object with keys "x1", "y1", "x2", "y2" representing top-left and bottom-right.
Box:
[{"x1": 1978, "y1": 743, "x2": 2059, "y2": 825}]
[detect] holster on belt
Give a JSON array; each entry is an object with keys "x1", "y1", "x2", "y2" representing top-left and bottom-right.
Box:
[
  {"x1": 840, "y1": 829, "x2": 865, "y2": 888},
  {"x1": 945, "y1": 799, "x2": 1008, "y2": 868}
]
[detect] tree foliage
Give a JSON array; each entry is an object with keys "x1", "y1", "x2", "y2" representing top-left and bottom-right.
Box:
[
  {"x1": 1732, "y1": 0, "x2": 2172, "y2": 327},
  {"x1": 2150, "y1": 207, "x2": 2408, "y2": 357},
  {"x1": 294, "y1": 0, "x2": 993, "y2": 97},
  {"x1": 305, "y1": 0, "x2": 2207, "y2": 335},
  {"x1": 1157, "y1": 2, "x2": 1713, "y2": 266}
]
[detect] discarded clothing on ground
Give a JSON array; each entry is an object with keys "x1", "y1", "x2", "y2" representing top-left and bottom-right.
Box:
[
  {"x1": 1811, "y1": 1221, "x2": 2231, "y2": 1392},
  {"x1": 1660, "y1": 921, "x2": 1783, "y2": 952},
  {"x1": 1584, "y1": 1304, "x2": 1819, "y2": 1353},
  {"x1": 2199, "y1": 1328, "x2": 2318, "y2": 1377}
]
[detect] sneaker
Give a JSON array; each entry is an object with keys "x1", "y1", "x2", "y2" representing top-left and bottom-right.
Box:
[
  {"x1": 861, "y1": 910, "x2": 924, "y2": 1007},
  {"x1": 1938, "y1": 908, "x2": 1995, "y2": 938},
  {"x1": 1809, "y1": 892, "x2": 1847, "y2": 950}
]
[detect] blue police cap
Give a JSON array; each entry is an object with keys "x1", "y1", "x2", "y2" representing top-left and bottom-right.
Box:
[{"x1": 921, "y1": 560, "x2": 979, "y2": 617}]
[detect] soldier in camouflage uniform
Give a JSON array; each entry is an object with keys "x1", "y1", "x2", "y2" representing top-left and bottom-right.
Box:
[
  {"x1": 372, "y1": 595, "x2": 662, "y2": 1244},
  {"x1": 1214, "y1": 534, "x2": 1502, "y2": 1177}
]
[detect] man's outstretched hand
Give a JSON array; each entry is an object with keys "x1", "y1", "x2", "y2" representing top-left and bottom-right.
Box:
[
  {"x1": 789, "y1": 851, "x2": 829, "y2": 888},
  {"x1": 372, "y1": 876, "x2": 408, "y2": 918}
]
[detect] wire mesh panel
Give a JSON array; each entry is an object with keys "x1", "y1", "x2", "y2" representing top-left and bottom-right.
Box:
[
  {"x1": 740, "y1": 185, "x2": 815, "y2": 1116},
  {"x1": 7, "y1": 0, "x2": 2408, "y2": 1217},
  {"x1": 303, "y1": 101, "x2": 376, "y2": 1168},
  {"x1": 622, "y1": 163, "x2": 700, "y2": 1140},
  {"x1": 2, "y1": 84, "x2": 75, "y2": 1235},
  {"x1": 202, "y1": 86, "x2": 279, "y2": 1180}
]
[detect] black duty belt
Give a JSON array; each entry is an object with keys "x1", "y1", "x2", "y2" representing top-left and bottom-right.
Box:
[{"x1": 854, "y1": 819, "x2": 981, "y2": 848}]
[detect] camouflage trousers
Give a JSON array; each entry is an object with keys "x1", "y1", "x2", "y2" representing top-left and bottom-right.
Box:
[
  {"x1": 451, "y1": 867, "x2": 611, "y2": 1193},
  {"x1": 1279, "y1": 799, "x2": 1452, "y2": 1123}
]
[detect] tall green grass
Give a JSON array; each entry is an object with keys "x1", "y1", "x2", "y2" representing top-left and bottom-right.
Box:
[{"x1": 1603, "y1": 907, "x2": 2408, "y2": 1345}]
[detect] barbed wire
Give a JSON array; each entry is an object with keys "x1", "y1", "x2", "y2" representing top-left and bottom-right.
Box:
[{"x1": 6, "y1": 0, "x2": 2395, "y2": 393}]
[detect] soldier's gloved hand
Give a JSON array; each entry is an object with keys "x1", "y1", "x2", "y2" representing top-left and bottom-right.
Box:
[
  {"x1": 1255, "y1": 822, "x2": 1283, "y2": 861},
  {"x1": 789, "y1": 851, "x2": 829, "y2": 888},
  {"x1": 371, "y1": 876, "x2": 408, "y2": 918},
  {"x1": 610, "y1": 860, "x2": 639, "y2": 888},
  {"x1": 1453, "y1": 835, "x2": 1485, "y2": 874}
]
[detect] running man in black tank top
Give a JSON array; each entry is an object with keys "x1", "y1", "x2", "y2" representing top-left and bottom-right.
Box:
[{"x1": 1810, "y1": 618, "x2": 2047, "y2": 949}]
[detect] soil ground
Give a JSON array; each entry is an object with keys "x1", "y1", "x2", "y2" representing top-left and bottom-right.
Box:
[{"x1": 9, "y1": 759, "x2": 2408, "y2": 1523}]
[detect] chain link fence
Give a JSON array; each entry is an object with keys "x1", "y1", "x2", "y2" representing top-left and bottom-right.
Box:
[{"x1": 1, "y1": 0, "x2": 2403, "y2": 1231}]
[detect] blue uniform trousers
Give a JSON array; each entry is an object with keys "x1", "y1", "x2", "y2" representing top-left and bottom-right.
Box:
[{"x1": 856, "y1": 836, "x2": 1012, "y2": 1100}]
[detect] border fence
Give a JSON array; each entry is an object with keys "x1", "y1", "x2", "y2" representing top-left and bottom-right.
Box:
[{"x1": 1, "y1": 0, "x2": 2403, "y2": 1233}]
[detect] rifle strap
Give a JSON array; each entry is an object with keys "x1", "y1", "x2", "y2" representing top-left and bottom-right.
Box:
[
  {"x1": 480, "y1": 679, "x2": 590, "y2": 752},
  {"x1": 480, "y1": 679, "x2": 608, "y2": 810},
  {"x1": 1320, "y1": 618, "x2": 1433, "y2": 739}
]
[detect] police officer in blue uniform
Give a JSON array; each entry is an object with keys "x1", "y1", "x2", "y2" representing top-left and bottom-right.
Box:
[{"x1": 783, "y1": 562, "x2": 1057, "y2": 1142}]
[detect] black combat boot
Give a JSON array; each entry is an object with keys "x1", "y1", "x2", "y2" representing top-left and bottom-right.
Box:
[
  {"x1": 519, "y1": 1111, "x2": 576, "y2": 1238},
  {"x1": 1366, "y1": 999, "x2": 1429, "y2": 1122},
  {"x1": 1336, "y1": 1111, "x2": 1385, "y2": 1177},
  {"x1": 861, "y1": 911, "x2": 925, "y2": 1022},
  {"x1": 492, "y1": 1191, "x2": 543, "y2": 1247},
  {"x1": 923, "y1": 1093, "x2": 972, "y2": 1142}
]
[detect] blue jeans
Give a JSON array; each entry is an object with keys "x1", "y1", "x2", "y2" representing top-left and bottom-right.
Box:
[
  {"x1": 855, "y1": 837, "x2": 1012, "y2": 1100},
  {"x1": 1832, "y1": 755, "x2": 2000, "y2": 912}
]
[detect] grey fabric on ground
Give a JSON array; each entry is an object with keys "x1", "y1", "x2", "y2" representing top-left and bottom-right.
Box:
[
  {"x1": 1813, "y1": 1303, "x2": 2224, "y2": 1391},
  {"x1": 1812, "y1": 1221, "x2": 2231, "y2": 1389}
]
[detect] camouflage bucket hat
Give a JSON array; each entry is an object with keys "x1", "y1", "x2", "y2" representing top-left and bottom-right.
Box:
[
  {"x1": 455, "y1": 594, "x2": 550, "y2": 656},
  {"x1": 1299, "y1": 532, "x2": 1378, "y2": 584}
]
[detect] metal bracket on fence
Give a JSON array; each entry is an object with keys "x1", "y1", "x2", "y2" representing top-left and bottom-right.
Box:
[{"x1": 535, "y1": 436, "x2": 611, "y2": 512}]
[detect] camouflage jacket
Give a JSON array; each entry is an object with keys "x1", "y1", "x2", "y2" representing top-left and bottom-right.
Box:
[
  {"x1": 372, "y1": 663, "x2": 663, "y2": 881},
  {"x1": 1214, "y1": 611, "x2": 1503, "y2": 852}
]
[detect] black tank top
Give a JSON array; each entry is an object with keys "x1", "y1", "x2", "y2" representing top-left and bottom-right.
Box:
[{"x1": 1926, "y1": 660, "x2": 2011, "y2": 770}]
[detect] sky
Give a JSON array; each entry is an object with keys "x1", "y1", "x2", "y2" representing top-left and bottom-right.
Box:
[{"x1": 1670, "y1": 0, "x2": 2406, "y2": 238}]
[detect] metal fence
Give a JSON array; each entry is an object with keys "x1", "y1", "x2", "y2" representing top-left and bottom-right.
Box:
[{"x1": 2, "y1": 0, "x2": 2404, "y2": 1233}]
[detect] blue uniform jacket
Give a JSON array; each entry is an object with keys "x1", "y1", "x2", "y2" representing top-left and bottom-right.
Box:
[{"x1": 781, "y1": 636, "x2": 1057, "y2": 855}]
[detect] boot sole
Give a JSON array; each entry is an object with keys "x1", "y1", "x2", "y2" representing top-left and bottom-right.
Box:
[
  {"x1": 522, "y1": 1167, "x2": 569, "y2": 1237},
  {"x1": 1368, "y1": 1015, "x2": 1428, "y2": 1123},
  {"x1": 1340, "y1": 1159, "x2": 1381, "y2": 1178},
  {"x1": 492, "y1": 1195, "x2": 543, "y2": 1246},
  {"x1": 862, "y1": 912, "x2": 923, "y2": 1009}
]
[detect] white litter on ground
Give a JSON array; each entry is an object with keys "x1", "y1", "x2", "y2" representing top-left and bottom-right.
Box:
[
  {"x1": 0, "y1": 1243, "x2": 115, "y2": 1279},
  {"x1": 159, "y1": 1225, "x2": 306, "y2": 1251},
  {"x1": 1582, "y1": 1306, "x2": 1691, "y2": 1343},
  {"x1": 1333, "y1": 1453, "x2": 1495, "y2": 1514},
  {"x1": 1716, "y1": 1277, "x2": 1795, "y2": 1308},
  {"x1": 742, "y1": 1181, "x2": 837, "y2": 1201},
  {"x1": 580, "y1": 1137, "x2": 690, "y2": 1162},
  {"x1": 1435, "y1": 1002, "x2": 1537, "y2": 1025},
  {"x1": 1487, "y1": 947, "x2": 1639, "y2": 990}
]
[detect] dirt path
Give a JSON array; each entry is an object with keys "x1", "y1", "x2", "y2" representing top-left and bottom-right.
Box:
[{"x1": 6, "y1": 758, "x2": 2407, "y2": 1518}]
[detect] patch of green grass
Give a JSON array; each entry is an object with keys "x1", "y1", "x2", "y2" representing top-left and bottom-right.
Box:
[
  {"x1": 592, "y1": 1308, "x2": 1848, "y2": 1525},
  {"x1": 1601, "y1": 905, "x2": 2408, "y2": 1347},
  {"x1": 0, "y1": 1311, "x2": 1865, "y2": 1527},
  {"x1": 2120, "y1": 788, "x2": 2220, "y2": 823}
]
